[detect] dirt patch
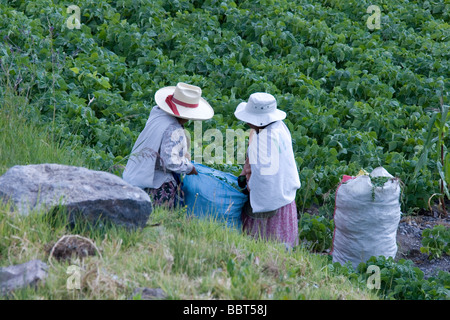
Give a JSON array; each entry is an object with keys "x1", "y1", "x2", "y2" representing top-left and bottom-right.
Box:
[{"x1": 395, "y1": 210, "x2": 450, "y2": 278}]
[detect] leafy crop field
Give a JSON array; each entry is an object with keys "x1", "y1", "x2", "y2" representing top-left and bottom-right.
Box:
[
  {"x1": 1, "y1": 0, "x2": 449, "y2": 301},
  {"x1": 1, "y1": 0, "x2": 449, "y2": 212},
  {"x1": 2, "y1": 98, "x2": 450, "y2": 300}
]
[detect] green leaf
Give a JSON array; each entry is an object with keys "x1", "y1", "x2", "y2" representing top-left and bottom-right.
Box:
[
  {"x1": 414, "y1": 112, "x2": 438, "y2": 177},
  {"x1": 437, "y1": 162, "x2": 450, "y2": 199},
  {"x1": 445, "y1": 153, "x2": 450, "y2": 186},
  {"x1": 439, "y1": 104, "x2": 449, "y2": 132},
  {"x1": 99, "y1": 77, "x2": 112, "y2": 89},
  {"x1": 420, "y1": 247, "x2": 429, "y2": 254}
]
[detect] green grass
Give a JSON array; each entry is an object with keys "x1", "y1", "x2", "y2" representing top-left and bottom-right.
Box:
[
  {"x1": 4, "y1": 93, "x2": 448, "y2": 301},
  {"x1": 0, "y1": 91, "x2": 85, "y2": 175},
  {"x1": 0, "y1": 96, "x2": 377, "y2": 300},
  {"x1": 0, "y1": 202, "x2": 377, "y2": 300}
]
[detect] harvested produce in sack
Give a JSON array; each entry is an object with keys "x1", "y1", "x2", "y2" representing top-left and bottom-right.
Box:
[
  {"x1": 331, "y1": 167, "x2": 401, "y2": 268},
  {"x1": 182, "y1": 162, "x2": 248, "y2": 230},
  {"x1": 205, "y1": 173, "x2": 242, "y2": 191}
]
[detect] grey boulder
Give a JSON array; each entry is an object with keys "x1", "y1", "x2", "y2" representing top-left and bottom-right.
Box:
[
  {"x1": 0, "y1": 259, "x2": 48, "y2": 295},
  {"x1": 0, "y1": 164, "x2": 152, "y2": 229}
]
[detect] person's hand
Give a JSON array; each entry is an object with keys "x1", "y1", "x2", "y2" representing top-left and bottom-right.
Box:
[
  {"x1": 242, "y1": 158, "x2": 251, "y2": 191},
  {"x1": 243, "y1": 157, "x2": 251, "y2": 181},
  {"x1": 187, "y1": 166, "x2": 198, "y2": 175}
]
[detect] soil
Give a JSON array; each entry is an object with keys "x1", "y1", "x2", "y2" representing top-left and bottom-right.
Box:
[{"x1": 395, "y1": 207, "x2": 450, "y2": 278}]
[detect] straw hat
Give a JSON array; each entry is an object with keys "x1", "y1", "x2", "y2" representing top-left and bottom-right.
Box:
[
  {"x1": 234, "y1": 92, "x2": 286, "y2": 127},
  {"x1": 154, "y1": 82, "x2": 214, "y2": 120}
]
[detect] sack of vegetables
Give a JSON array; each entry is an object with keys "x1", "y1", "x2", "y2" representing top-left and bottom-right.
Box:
[
  {"x1": 182, "y1": 162, "x2": 248, "y2": 230},
  {"x1": 331, "y1": 167, "x2": 401, "y2": 268}
]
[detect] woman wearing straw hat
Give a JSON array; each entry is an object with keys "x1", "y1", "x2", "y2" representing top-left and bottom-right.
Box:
[
  {"x1": 235, "y1": 92, "x2": 301, "y2": 247},
  {"x1": 123, "y1": 82, "x2": 214, "y2": 208}
]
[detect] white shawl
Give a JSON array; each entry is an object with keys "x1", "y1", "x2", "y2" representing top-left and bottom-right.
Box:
[{"x1": 247, "y1": 120, "x2": 301, "y2": 212}]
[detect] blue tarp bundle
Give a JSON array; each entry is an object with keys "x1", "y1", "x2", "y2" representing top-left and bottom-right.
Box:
[{"x1": 182, "y1": 162, "x2": 248, "y2": 230}]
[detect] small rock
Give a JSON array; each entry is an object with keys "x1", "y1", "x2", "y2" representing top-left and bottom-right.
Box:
[
  {"x1": 45, "y1": 235, "x2": 97, "y2": 263},
  {"x1": 0, "y1": 260, "x2": 48, "y2": 295},
  {"x1": 129, "y1": 287, "x2": 167, "y2": 300}
]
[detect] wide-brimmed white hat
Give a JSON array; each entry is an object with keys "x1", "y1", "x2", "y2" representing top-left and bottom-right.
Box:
[
  {"x1": 234, "y1": 92, "x2": 286, "y2": 127},
  {"x1": 155, "y1": 82, "x2": 214, "y2": 120}
]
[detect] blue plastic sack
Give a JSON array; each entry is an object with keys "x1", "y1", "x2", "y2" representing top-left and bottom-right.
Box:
[{"x1": 182, "y1": 162, "x2": 248, "y2": 230}]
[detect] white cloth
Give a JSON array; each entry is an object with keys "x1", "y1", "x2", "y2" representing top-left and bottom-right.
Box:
[
  {"x1": 332, "y1": 167, "x2": 401, "y2": 268},
  {"x1": 123, "y1": 106, "x2": 193, "y2": 189},
  {"x1": 247, "y1": 120, "x2": 301, "y2": 212}
]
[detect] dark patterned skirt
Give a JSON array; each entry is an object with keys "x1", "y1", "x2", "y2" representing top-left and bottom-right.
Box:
[{"x1": 144, "y1": 181, "x2": 184, "y2": 208}]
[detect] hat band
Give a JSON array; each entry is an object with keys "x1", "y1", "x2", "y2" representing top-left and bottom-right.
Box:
[{"x1": 165, "y1": 94, "x2": 199, "y2": 116}]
